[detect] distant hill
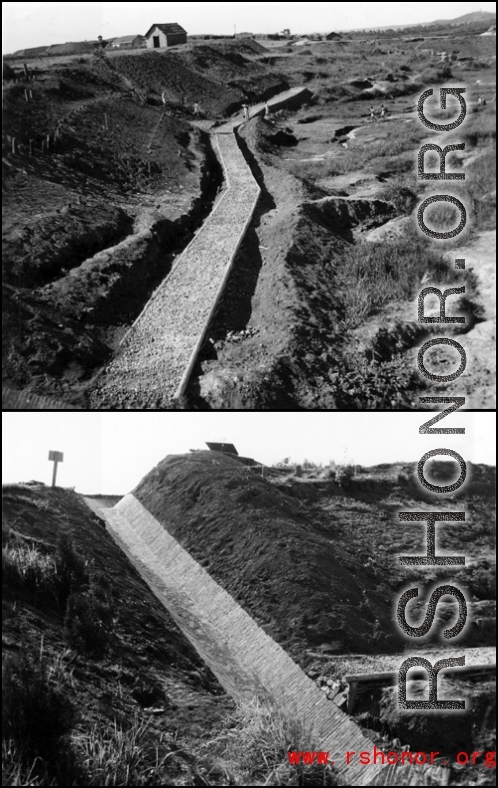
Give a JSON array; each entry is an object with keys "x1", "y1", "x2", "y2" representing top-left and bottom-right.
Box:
[
  {"x1": 431, "y1": 11, "x2": 496, "y2": 25},
  {"x1": 344, "y1": 10, "x2": 495, "y2": 33}
]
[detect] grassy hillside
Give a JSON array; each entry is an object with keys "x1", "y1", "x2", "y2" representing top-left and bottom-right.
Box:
[
  {"x1": 134, "y1": 452, "x2": 496, "y2": 663},
  {"x1": 2, "y1": 483, "x2": 233, "y2": 785}
]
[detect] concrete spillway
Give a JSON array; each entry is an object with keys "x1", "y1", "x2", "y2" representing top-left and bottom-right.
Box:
[
  {"x1": 98, "y1": 493, "x2": 450, "y2": 786},
  {"x1": 89, "y1": 87, "x2": 310, "y2": 409}
]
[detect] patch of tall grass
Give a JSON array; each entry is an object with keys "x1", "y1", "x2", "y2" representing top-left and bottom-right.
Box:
[
  {"x1": 198, "y1": 698, "x2": 341, "y2": 785},
  {"x1": 338, "y1": 234, "x2": 449, "y2": 328},
  {"x1": 72, "y1": 712, "x2": 182, "y2": 786}
]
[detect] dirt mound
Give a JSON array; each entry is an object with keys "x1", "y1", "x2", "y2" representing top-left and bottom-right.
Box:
[
  {"x1": 379, "y1": 679, "x2": 496, "y2": 755},
  {"x1": 303, "y1": 196, "x2": 396, "y2": 240},
  {"x1": 2, "y1": 63, "x2": 222, "y2": 399},
  {"x1": 3, "y1": 202, "x2": 132, "y2": 287},
  {"x1": 2, "y1": 483, "x2": 233, "y2": 782},
  {"x1": 46, "y1": 41, "x2": 97, "y2": 56},
  {"x1": 349, "y1": 78, "x2": 373, "y2": 89},
  {"x1": 133, "y1": 451, "x2": 397, "y2": 663},
  {"x1": 109, "y1": 45, "x2": 287, "y2": 115},
  {"x1": 268, "y1": 129, "x2": 298, "y2": 146}
]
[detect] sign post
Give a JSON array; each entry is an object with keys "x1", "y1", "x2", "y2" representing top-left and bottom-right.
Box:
[{"x1": 48, "y1": 451, "x2": 64, "y2": 487}]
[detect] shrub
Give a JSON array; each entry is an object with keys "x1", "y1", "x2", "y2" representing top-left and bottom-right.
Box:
[
  {"x1": 55, "y1": 533, "x2": 89, "y2": 611},
  {"x1": 64, "y1": 583, "x2": 113, "y2": 658},
  {"x1": 335, "y1": 465, "x2": 355, "y2": 485},
  {"x1": 131, "y1": 676, "x2": 165, "y2": 707},
  {"x1": 72, "y1": 712, "x2": 178, "y2": 786},
  {"x1": 338, "y1": 235, "x2": 449, "y2": 329},
  {"x1": 198, "y1": 699, "x2": 340, "y2": 785},
  {"x1": 397, "y1": 471, "x2": 412, "y2": 484},
  {"x1": 2, "y1": 647, "x2": 76, "y2": 782},
  {"x1": 378, "y1": 179, "x2": 418, "y2": 214},
  {"x1": 2, "y1": 492, "x2": 51, "y2": 510},
  {"x1": 2, "y1": 543, "x2": 58, "y2": 607},
  {"x1": 331, "y1": 353, "x2": 419, "y2": 409}
]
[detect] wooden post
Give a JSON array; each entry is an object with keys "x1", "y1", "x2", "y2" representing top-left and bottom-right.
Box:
[
  {"x1": 347, "y1": 681, "x2": 358, "y2": 714},
  {"x1": 24, "y1": 89, "x2": 29, "y2": 101},
  {"x1": 48, "y1": 450, "x2": 64, "y2": 487},
  {"x1": 12, "y1": 137, "x2": 17, "y2": 154},
  {"x1": 29, "y1": 139, "x2": 33, "y2": 155},
  {"x1": 46, "y1": 134, "x2": 50, "y2": 150},
  {"x1": 23, "y1": 63, "x2": 30, "y2": 80}
]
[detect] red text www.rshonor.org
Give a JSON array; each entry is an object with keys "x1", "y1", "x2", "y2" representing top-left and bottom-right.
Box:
[{"x1": 287, "y1": 749, "x2": 496, "y2": 768}]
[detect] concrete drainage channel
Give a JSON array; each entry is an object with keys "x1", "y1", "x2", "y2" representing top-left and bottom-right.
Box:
[
  {"x1": 2, "y1": 385, "x2": 82, "y2": 410},
  {"x1": 88, "y1": 88, "x2": 309, "y2": 409},
  {"x1": 95, "y1": 493, "x2": 450, "y2": 786}
]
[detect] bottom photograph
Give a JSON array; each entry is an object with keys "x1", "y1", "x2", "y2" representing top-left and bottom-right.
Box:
[{"x1": 2, "y1": 412, "x2": 495, "y2": 786}]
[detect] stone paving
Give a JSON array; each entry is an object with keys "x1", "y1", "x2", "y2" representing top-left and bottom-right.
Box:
[{"x1": 88, "y1": 88, "x2": 309, "y2": 408}]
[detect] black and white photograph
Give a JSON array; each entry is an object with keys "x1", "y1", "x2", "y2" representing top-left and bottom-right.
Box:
[
  {"x1": 1, "y1": 411, "x2": 496, "y2": 785},
  {"x1": 2, "y1": 1, "x2": 495, "y2": 410}
]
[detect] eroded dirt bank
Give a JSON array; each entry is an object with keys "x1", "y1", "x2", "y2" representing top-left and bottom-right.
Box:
[
  {"x1": 2, "y1": 41, "x2": 287, "y2": 406},
  {"x1": 3, "y1": 34, "x2": 495, "y2": 409}
]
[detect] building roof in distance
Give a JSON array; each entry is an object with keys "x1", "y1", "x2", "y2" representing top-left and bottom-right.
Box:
[
  {"x1": 145, "y1": 23, "x2": 188, "y2": 38},
  {"x1": 205, "y1": 442, "x2": 239, "y2": 456},
  {"x1": 109, "y1": 35, "x2": 144, "y2": 44}
]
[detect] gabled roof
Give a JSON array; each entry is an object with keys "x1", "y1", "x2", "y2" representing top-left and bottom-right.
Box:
[
  {"x1": 205, "y1": 442, "x2": 239, "y2": 456},
  {"x1": 110, "y1": 34, "x2": 144, "y2": 44},
  {"x1": 145, "y1": 23, "x2": 187, "y2": 38}
]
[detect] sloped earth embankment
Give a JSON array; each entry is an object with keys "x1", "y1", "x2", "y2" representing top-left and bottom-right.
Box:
[
  {"x1": 3, "y1": 44, "x2": 287, "y2": 407},
  {"x1": 3, "y1": 118, "x2": 223, "y2": 405},
  {"x1": 133, "y1": 452, "x2": 398, "y2": 661},
  {"x1": 109, "y1": 41, "x2": 289, "y2": 116},
  {"x1": 2, "y1": 484, "x2": 233, "y2": 784},
  {"x1": 131, "y1": 452, "x2": 496, "y2": 781}
]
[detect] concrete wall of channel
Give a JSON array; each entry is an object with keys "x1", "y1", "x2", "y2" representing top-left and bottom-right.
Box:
[
  {"x1": 2, "y1": 385, "x2": 81, "y2": 410},
  {"x1": 100, "y1": 492, "x2": 422, "y2": 786}
]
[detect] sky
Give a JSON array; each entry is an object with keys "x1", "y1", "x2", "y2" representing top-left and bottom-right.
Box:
[
  {"x1": 2, "y1": 1, "x2": 496, "y2": 53},
  {"x1": 2, "y1": 412, "x2": 495, "y2": 494}
]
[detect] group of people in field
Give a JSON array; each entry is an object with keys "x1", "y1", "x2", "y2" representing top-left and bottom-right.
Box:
[
  {"x1": 158, "y1": 97, "x2": 272, "y2": 123},
  {"x1": 369, "y1": 103, "x2": 387, "y2": 122},
  {"x1": 241, "y1": 101, "x2": 271, "y2": 122},
  {"x1": 159, "y1": 90, "x2": 272, "y2": 123}
]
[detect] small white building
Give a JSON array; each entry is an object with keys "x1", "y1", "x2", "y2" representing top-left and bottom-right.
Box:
[
  {"x1": 106, "y1": 35, "x2": 145, "y2": 50},
  {"x1": 145, "y1": 23, "x2": 187, "y2": 49}
]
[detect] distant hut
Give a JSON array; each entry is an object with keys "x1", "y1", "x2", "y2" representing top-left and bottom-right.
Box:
[
  {"x1": 145, "y1": 23, "x2": 187, "y2": 49},
  {"x1": 325, "y1": 32, "x2": 341, "y2": 40},
  {"x1": 106, "y1": 35, "x2": 145, "y2": 50}
]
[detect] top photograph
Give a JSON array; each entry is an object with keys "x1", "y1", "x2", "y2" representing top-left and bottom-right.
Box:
[{"x1": 2, "y1": 1, "x2": 496, "y2": 410}]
